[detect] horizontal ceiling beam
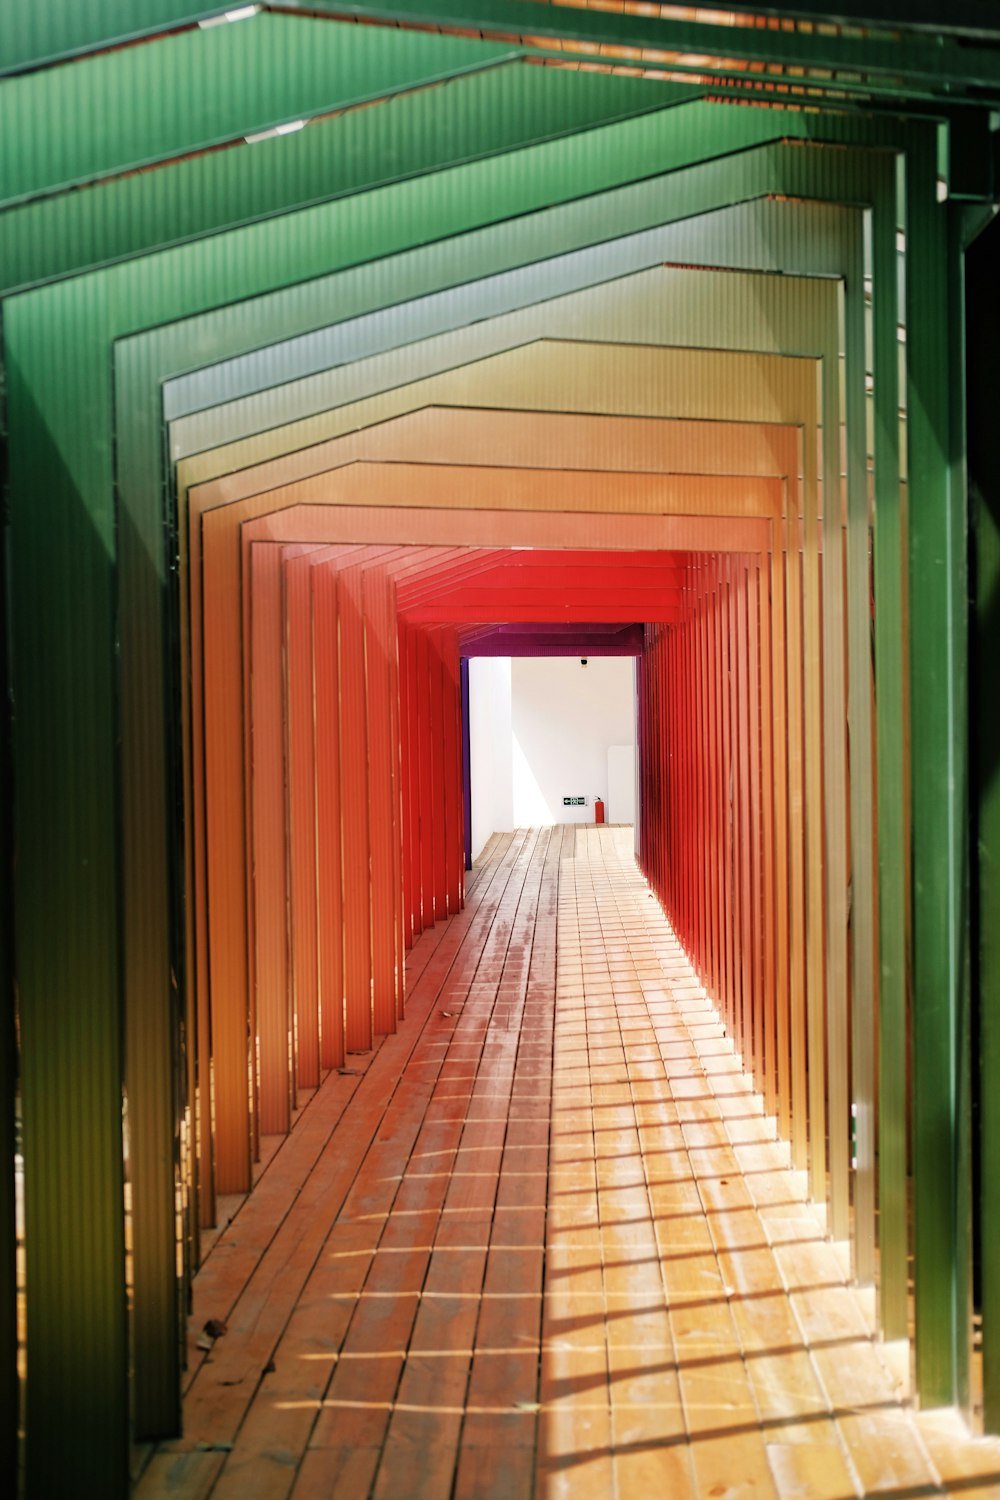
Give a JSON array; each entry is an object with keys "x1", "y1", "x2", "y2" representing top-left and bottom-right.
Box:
[
  {"x1": 8, "y1": 0, "x2": 999, "y2": 80},
  {"x1": 404, "y1": 603, "x2": 682, "y2": 621},
  {"x1": 274, "y1": 1, "x2": 1000, "y2": 97}
]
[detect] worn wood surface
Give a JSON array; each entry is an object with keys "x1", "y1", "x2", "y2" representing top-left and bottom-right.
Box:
[{"x1": 136, "y1": 827, "x2": 1000, "y2": 1499}]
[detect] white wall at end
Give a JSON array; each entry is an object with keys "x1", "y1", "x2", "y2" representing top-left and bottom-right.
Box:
[
  {"x1": 607, "y1": 744, "x2": 636, "y2": 825},
  {"x1": 511, "y1": 656, "x2": 635, "y2": 826},
  {"x1": 469, "y1": 656, "x2": 513, "y2": 861}
]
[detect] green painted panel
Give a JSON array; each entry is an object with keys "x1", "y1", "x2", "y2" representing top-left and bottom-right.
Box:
[
  {"x1": 0, "y1": 2, "x2": 224, "y2": 75},
  {"x1": 272, "y1": 1, "x2": 1000, "y2": 99},
  {"x1": 0, "y1": 546, "x2": 15, "y2": 1500},
  {"x1": 967, "y1": 208, "x2": 1000, "y2": 1434},
  {"x1": 0, "y1": 14, "x2": 517, "y2": 205},
  {"x1": 4, "y1": 0, "x2": 997, "y2": 79},
  {"x1": 165, "y1": 192, "x2": 858, "y2": 429},
  {"x1": 0, "y1": 65, "x2": 692, "y2": 295},
  {"x1": 907, "y1": 133, "x2": 972, "y2": 1408},
  {"x1": 843, "y1": 219, "x2": 878, "y2": 1284},
  {"x1": 668, "y1": 0, "x2": 1000, "y2": 33},
  {"x1": 872, "y1": 155, "x2": 909, "y2": 1340},
  {"x1": 6, "y1": 310, "x2": 129, "y2": 1493}
]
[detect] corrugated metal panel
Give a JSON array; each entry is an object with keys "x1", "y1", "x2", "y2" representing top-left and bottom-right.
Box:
[
  {"x1": 167, "y1": 193, "x2": 863, "y2": 455},
  {"x1": 0, "y1": 3, "x2": 223, "y2": 74},
  {"x1": 0, "y1": 506, "x2": 16, "y2": 1488},
  {"x1": 0, "y1": 16, "x2": 518, "y2": 207},
  {"x1": 363, "y1": 565, "x2": 402, "y2": 1034},
  {"x1": 906, "y1": 135, "x2": 972, "y2": 1409},
  {"x1": 0, "y1": 65, "x2": 694, "y2": 296},
  {"x1": 269, "y1": 0, "x2": 1000, "y2": 105},
  {"x1": 283, "y1": 550, "x2": 324, "y2": 1090},
  {"x1": 312, "y1": 558, "x2": 347, "y2": 1072},
  {"x1": 966, "y1": 212, "x2": 1000, "y2": 1434},
  {"x1": 7, "y1": 0, "x2": 1000, "y2": 100},
  {"x1": 249, "y1": 541, "x2": 294, "y2": 1133}
]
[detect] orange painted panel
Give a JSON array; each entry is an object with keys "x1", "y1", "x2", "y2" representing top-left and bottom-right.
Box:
[
  {"x1": 282, "y1": 549, "x2": 323, "y2": 1090},
  {"x1": 249, "y1": 542, "x2": 293, "y2": 1136},
  {"x1": 335, "y1": 557, "x2": 374, "y2": 1054},
  {"x1": 312, "y1": 559, "x2": 346, "y2": 1072},
  {"x1": 200, "y1": 509, "x2": 253, "y2": 1192},
  {"x1": 747, "y1": 560, "x2": 765, "y2": 1091},
  {"x1": 362, "y1": 564, "x2": 400, "y2": 1038},
  {"x1": 756, "y1": 555, "x2": 777, "y2": 1116}
]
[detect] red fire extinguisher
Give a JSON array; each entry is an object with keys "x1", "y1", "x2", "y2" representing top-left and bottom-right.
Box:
[{"x1": 594, "y1": 796, "x2": 605, "y2": 825}]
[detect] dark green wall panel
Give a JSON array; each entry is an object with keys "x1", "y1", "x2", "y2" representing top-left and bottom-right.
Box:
[
  {"x1": 0, "y1": 14, "x2": 517, "y2": 205},
  {"x1": 0, "y1": 65, "x2": 691, "y2": 295}
]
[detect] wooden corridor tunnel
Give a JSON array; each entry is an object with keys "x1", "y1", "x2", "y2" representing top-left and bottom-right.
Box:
[{"x1": 6, "y1": 3, "x2": 1000, "y2": 1494}]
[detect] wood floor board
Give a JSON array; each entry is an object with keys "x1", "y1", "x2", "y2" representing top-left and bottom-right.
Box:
[{"x1": 138, "y1": 826, "x2": 1000, "y2": 1500}]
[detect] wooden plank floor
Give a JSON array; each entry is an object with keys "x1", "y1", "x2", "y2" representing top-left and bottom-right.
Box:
[{"x1": 136, "y1": 826, "x2": 1000, "y2": 1499}]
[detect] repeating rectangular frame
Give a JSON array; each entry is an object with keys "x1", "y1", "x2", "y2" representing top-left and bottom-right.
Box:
[{"x1": 2, "y1": 50, "x2": 975, "y2": 1483}]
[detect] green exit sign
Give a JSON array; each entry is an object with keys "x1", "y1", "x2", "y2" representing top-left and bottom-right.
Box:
[{"x1": 563, "y1": 796, "x2": 586, "y2": 806}]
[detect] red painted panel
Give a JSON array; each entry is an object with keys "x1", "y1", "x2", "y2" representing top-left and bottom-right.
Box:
[
  {"x1": 416, "y1": 629, "x2": 434, "y2": 927},
  {"x1": 428, "y1": 633, "x2": 448, "y2": 925}
]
